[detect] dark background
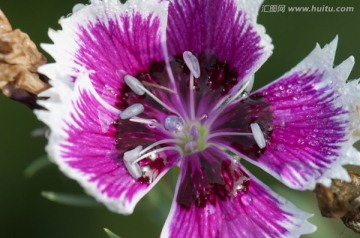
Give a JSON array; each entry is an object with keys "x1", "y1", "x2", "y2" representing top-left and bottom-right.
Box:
[{"x1": 1, "y1": 0, "x2": 360, "y2": 237}]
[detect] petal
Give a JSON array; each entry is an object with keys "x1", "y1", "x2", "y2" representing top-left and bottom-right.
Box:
[
  {"x1": 211, "y1": 38, "x2": 360, "y2": 190},
  {"x1": 161, "y1": 147, "x2": 315, "y2": 238},
  {"x1": 166, "y1": 0, "x2": 272, "y2": 92},
  {"x1": 35, "y1": 72, "x2": 179, "y2": 214},
  {"x1": 40, "y1": 0, "x2": 168, "y2": 106}
]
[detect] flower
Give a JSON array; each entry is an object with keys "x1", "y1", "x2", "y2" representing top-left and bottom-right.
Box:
[{"x1": 35, "y1": 0, "x2": 360, "y2": 237}]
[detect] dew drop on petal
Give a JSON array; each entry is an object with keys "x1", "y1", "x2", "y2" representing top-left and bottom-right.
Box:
[
  {"x1": 241, "y1": 195, "x2": 253, "y2": 206},
  {"x1": 148, "y1": 119, "x2": 158, "y2": 128},
  {"x1": 72, "y1": 3, "x2": 85, "y2": 13},
  {"x1": 165, "y1": 115, "x2": 184, "y2": 132}
]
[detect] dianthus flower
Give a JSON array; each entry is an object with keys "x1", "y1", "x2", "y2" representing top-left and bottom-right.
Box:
[{"x1": 35, "y1": 0, "x2": 360, "y2": 237}]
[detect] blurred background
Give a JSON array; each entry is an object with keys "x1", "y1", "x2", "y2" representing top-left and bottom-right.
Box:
[{"x1": 1, "y1": 0, "x2": 360, "y2": 237}]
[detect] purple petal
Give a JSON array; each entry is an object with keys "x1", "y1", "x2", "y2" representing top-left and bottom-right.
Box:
[
  {"x1": 36, "y1": 73, "x2": 179, "y2": 214},
  {"x1": 161, "y1": 147, "x2": 315, "y2": 238},
  {"x1": 210, "y1": 38, "x2": 360, "y2": 190},
  {"x1": 166, "y1": 0, "x2": 272, "y2": 92},
  {"x1": 41, "y1": 0, "x2": 168, "y2": 106}
]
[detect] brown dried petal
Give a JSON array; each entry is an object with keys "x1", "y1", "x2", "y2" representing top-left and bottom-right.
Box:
[
  {"x1": 0, "y1": 64, "x2": 48, "y2": 95},
  {"x1": 0, "y1": 9, "x2": 49, "y2": 108},
  {"x1": 315, "y1": 171, "x2": 360, "y2": 233},
  {"x1": 0, "y1": 10, "x2": 12, "y2": 33},
  {"x1": 315, "y1": 171, "x2": 360, "y2": 218}
]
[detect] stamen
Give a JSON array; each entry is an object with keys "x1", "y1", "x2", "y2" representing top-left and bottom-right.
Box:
[
  {"x1": 207, "y1": 132, "x2": 252, "y2": 140},
  {"x1": 130, "y1": 117, "x2": 158, "y2": 126},
  {"x1": 143, "y1": 81, "x2": 177, "y2": 94},
  {"x1": 120, "y1": 103, "x2": 144, "y2": 120},
  {"x1": 183, "y1": 51, "x2": 200, "y2": 120},
  {"x1": 183, "y1": 51, "x2": 200, "y2": 78},
  {"x1": 124, "y1": 161, "x2": 142, "y2": 179},
  {"x1": 124, "y1": 145, "x2": 143, "y2": 162},
  {"x1": 250, "y1": 123, "x2": 266, "y2": 149},
  {"x1": 124, "y1": 75, "x2": 145, "y2": 95},
  {"x1": 206, "y1": 79, "x2": 253, "y2": 128},
  {"x1": 134, "y1": 146, "x2": 179, "y2": 164},
  {"x1": 189, "y1": 73, "x2": 196, "y2": 120},
  {"x1": 165, "y1": 115, "x2": 184, "y2": 132},
  {"x1": 227, "y1": 78, "x2": 252, "y2": 106},
  {"x1": 139, "y1": 139, "x2": 179, "y2": 156},
  {"x1": 124, "y1": 75, "x2": 180, "y2": 116}
]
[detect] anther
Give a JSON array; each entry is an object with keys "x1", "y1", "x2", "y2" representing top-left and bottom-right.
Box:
[
  {"x1": 183, "y1": 51, "x2": 200, "y2": 78},
  {"x1": 250, "y1": 123, "x2": 266, "y2": 149},
  {"x1": 120, "y1": 103, "x2": 144, "y2": 120},
  {"x1": 124, "y1": 75, "x2": 145, "y2": 95},
  {"x1": 124, "y1": 161, "x2": 142, "y2": 179},
  {"x1": 124, "y1": 146, "x2": 143, "y2": 162}
]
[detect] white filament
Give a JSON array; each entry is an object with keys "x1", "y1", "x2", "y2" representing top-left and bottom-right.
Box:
[
  {"x1": 134, "y1": 146, "x2": 179, "y2": 164},
  {"x1": 139, "y1": 139, "x2": 179, "y2": 156},
  {"x1": 250, "y1": 123, "x2": 266, "y2": 149},
  {"x1": 124, "y1": 75, "x2": 179, "y2": 116},
  {"x1": 207, "y1": 132, "x2": 252, "y2": 140}
]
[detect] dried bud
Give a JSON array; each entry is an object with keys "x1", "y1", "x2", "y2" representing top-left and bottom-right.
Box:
[
  {"x1": 315, "y1": 171, "x2": 360, "y2": 233},
  {"x1": 0, "y1": 9, "x2": 49, "y2": 109}
]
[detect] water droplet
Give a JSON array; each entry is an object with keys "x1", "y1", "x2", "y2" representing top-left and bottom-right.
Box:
[
  {"x1": 148, "y1": 119, "x2": 158, "y2": 128},
  {"x1": 297, "y1": 138, "x2": 304, "y2": 145},
  {"x1": 279, "y1": 85, "x2": 284, "y2": 90},
  {"x1": 301, "y1": 106, "x2": 308, "y2": 111},
  {"x1": 241, "y1": 195, "x2": 253, "y2": 206},
  {"x1": 164, "y1": 115, "x2": 184, "y2": 132}
]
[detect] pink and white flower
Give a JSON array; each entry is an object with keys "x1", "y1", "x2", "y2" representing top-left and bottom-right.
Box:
[{"x1": 35, "y1": 0, "x2": 360, "y2": 237}]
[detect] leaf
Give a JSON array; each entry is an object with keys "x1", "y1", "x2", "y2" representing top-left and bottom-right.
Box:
[
  {"x1": 104, "y1": 228, "x2": 122, "y2": 238},
  {"x1": 41, "y1": 191, "x2": 100, "y2": 208},
  {"x1": 24, "y1": 155, "x2": 52, "y2": 178}
]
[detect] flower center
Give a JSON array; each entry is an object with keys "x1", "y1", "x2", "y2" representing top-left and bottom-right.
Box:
[
  {"x1": 165, "y1": 115, "x2": 209, "y2": 155},
  {"x1": 109, "y1": 51, "x2": 267, "y2": 181}
]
